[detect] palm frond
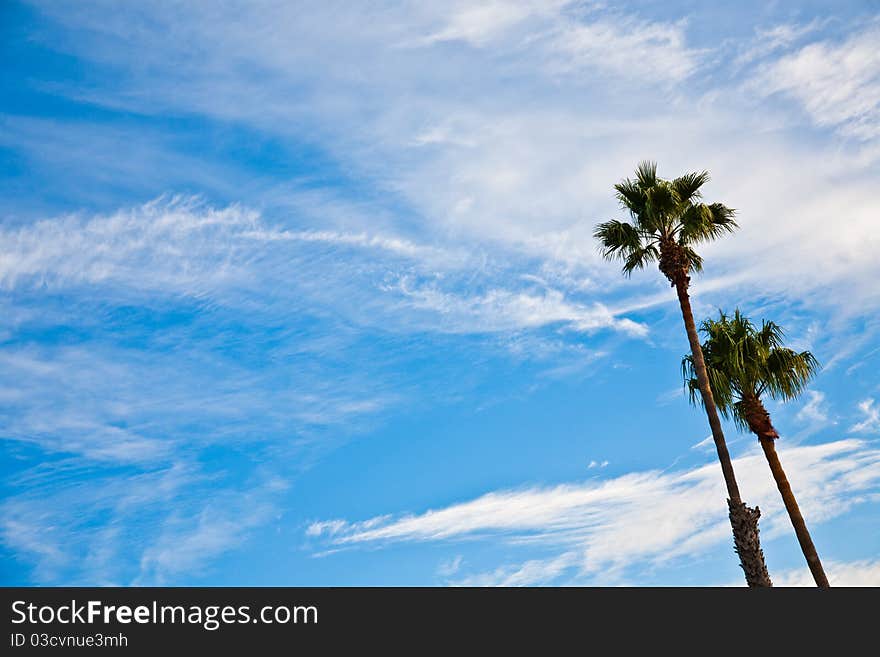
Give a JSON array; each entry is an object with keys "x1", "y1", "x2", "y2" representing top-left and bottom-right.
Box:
[
  {"x1": 678, "y1": 202, "x2": 738, "y2": 245},
  {"x1": 681, "y1": 355, "x2": 699, "y2": 403},
  {"x1": 680, "y1": 351, "x2": 740, "y2": 425},
  {"x1": 622, "y1": 244, "x2": 660, "y2": 276},
  {"x1": 672, "y1": 170, "x2": 710, "y2": 204},
  {"x1": 757, "y1": 319, "x2": 785, "y2": 350},
  {"x1": 614, "y1": 180, "x2": 647, "y2": 217},
  {"x1": 593, "y1": 220, "x2": 643, "y2": 260},
  {"x1": 763, "y1": 348, "x2": 820, "y2": 401},
  {"x1": 645, "y1": 181, "x2": 676, "y2": 215},
  {"x1": 635, "y1": 160, "x2": 658, "y2": 189},
  {"x1": 685, "y1": 309, "x2": 822, "y2": 432}
]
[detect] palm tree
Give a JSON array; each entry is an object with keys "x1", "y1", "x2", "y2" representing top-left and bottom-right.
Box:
[
  {"x1": 683, "y1": 309, "x2": 830, "y2": 587},
  {"x1": 594, "y1": 162, "x2": 772, "y2": 586}
]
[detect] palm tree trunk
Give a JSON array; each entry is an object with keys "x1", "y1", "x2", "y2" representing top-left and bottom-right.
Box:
[
  {"x1": 673, "y1": 275, "x2": 772, "y2": 586},
  {"x1": 758, "y1": 437, "x2": 830, "y2": 587},
  {"x1": 741, "y1": 394, "x2": 829, "y2": 588}
]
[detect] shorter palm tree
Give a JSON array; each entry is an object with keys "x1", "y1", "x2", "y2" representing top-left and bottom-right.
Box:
[{"x1": 682, "y1": 309, "x2": 829, "y2": 587}]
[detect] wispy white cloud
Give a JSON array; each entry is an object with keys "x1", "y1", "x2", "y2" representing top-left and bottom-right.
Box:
[
  {"x1": 415, "y1": 0, "x2": 561, "y2": 47},
  {"x1": 0, "y1": 336, "x2": 393, "y2": 466},
  {"x1": 850, "y1": 398, "x2": 880, "y2": 434},
  {"x1": 400, "y1": 1, "x2": 703, "y2": 84},
  {"x1": 0, "y1": 193, "x2": 459, "y2": 295},
  {"x1": 241, "y1": 228, "x2": 462, "y2": 265},
  {"x1": 0, "y1": 197, "x2": 644, "y2": 340},
  {"x1": 734, "y1": 20, "x2": 824, "y2": 68},
  {"x1": 1, "y1": 455, "x2": 293, "y2": 586},
  {"x1": 551, "y1": 15, "x2": 700, "y2": 83},
  {"x1": 386, "y1": 277, "x2": 647, "y2": 336},
  {"x1": 796, "y1": 390, "x2": 829, "y2": 425},
  {"x1": 135, "y1": 479, "x2": 285, "y2": 585},
  {"x1": 656, "y1": 387, "x2": 685, "y2": 406},
  {"x1": 768, "y1": 558, "x2": 880, "y2": 587},
  {"x1": 752, "y1": 23, "x2": 880, "y2": 139},
  {"x1": 453, "y1": 551, "x2": 579, "y2": 586},
  {"x1": 2, "y1": 463, "x2": 197, "y2": 584},
  {"x1": 0, "y1": 195, "x2": 256, "y2": 292},
  {"x1": 307, "y1": 440, "x2": 880, "y2": 584},
  {"x1": 437, "y1": 555, "x2": 464, "y2": 577},
  {"x1": 691, "y1": 435, "x2": 714, "y2": 452}
]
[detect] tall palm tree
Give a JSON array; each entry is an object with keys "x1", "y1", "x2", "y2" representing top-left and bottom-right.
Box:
[
  {"x1": 683, "y1": 309, "x2": 830, "y2": 587},
  {"x1": 594, "y1": 162, "x2": 772, "y2": 586}
]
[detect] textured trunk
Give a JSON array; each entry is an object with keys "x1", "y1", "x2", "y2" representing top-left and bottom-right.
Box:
[
  {"x1": 728, "y1": 500, "x2": 771, "y2": 587},
  {"x1": 670, "y1": 266, "x2": 772, "y2": 587},
  {"x1": 743, "y1": 394, "x2": 830, "y2": 588}
]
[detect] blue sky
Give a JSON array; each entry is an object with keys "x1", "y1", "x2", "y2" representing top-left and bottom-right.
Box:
[{"x1": 1, "y1": 1, "x2": 879, "y2": 586}]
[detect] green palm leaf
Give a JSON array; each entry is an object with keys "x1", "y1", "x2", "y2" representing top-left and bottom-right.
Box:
[
  {"x1": 682, "y1": 309, "x2": 820, "y2": 429},
  {"x1": 595, "y1": 161, "x2": 736, "y2": 280}
]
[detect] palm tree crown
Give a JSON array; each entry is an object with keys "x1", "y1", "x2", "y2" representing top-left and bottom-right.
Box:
[
  {"x1": 593, "y1": 161, "x2": 738, "y2": 281},
  {"x1": 682, "y1": 309, "x2": 820, "y2": 431},
  {"x1": 683, "y1": 309, "x2": 828, "y2": 587}
]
